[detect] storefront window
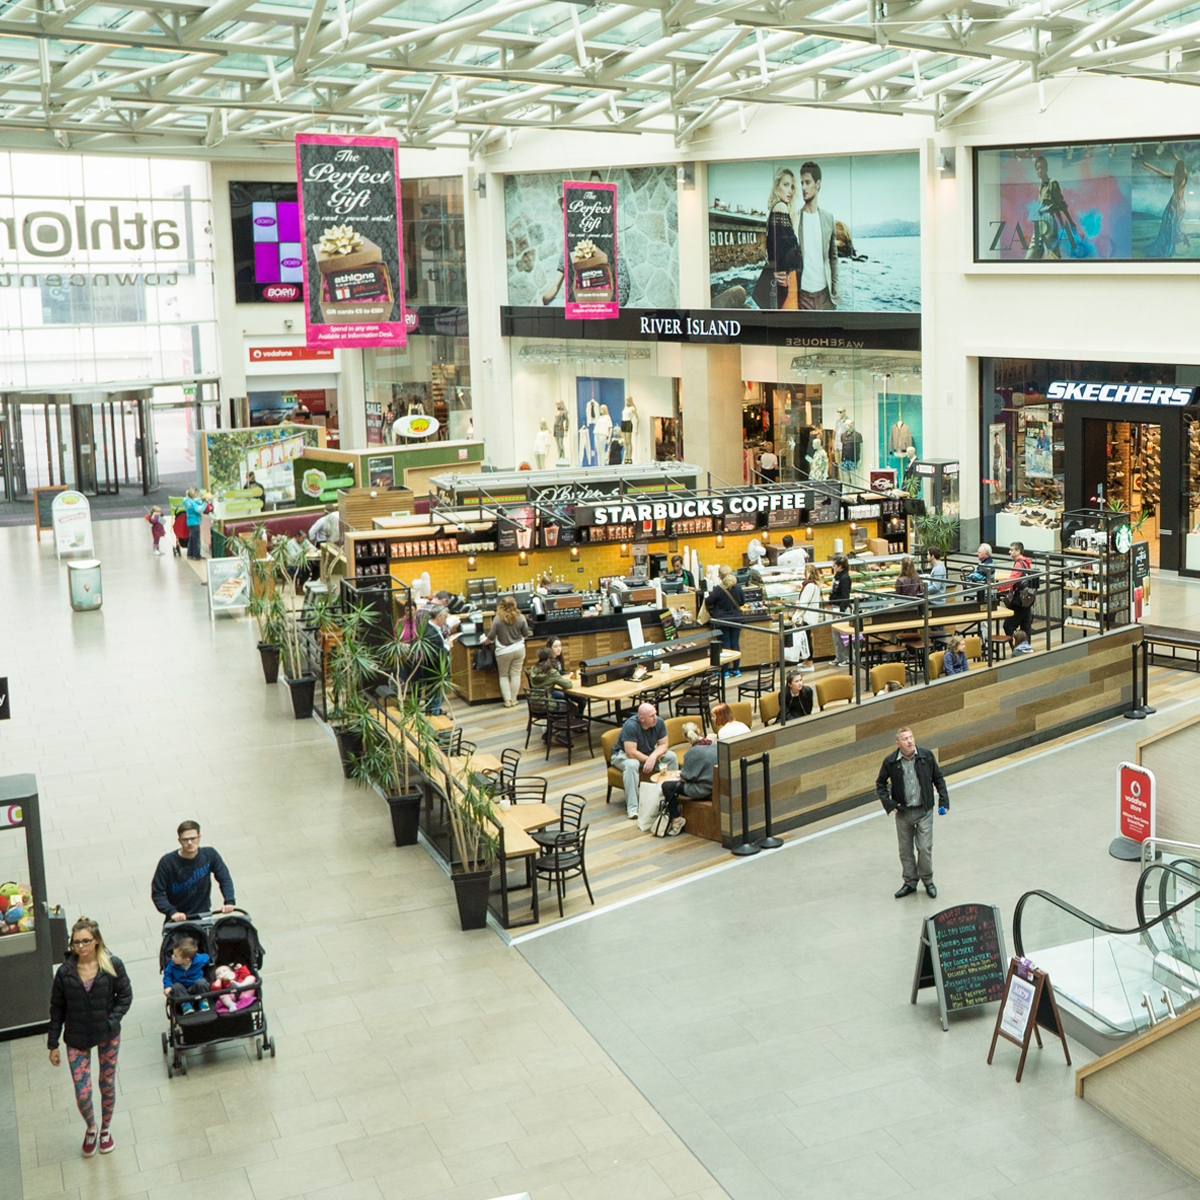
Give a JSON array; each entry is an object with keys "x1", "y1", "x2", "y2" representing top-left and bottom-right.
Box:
[
  {"x1": 746, "y1": 348, "x2": 922, "y2": 485},
  {"x1": 507, "y1": 338, "x2": 670, "y2": 469},
  {"x1": 364, "y1": 336, "x2": 472, "y2": 443},
  {"x1": 402, "y1": 177, "x2": 466, "y2": 306},
  {"x1": 1186, "y1": 413, "x2": 1200, "y2": 571}
]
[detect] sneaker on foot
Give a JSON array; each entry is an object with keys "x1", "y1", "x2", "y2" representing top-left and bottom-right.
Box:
[
  {"x1": 198, "y1": 1000, "x2": 211, "y2": 1012},
  {"x1": 668, "y1": 817, "x2": 686, "y2": 836},
  {"x1": 627, "y1": 811, "x2": 638, "y2": 820},
  {"x1": 82, "y1": 1128, "x2": 98, "y2": 1157},
  {"x1": 180, "y1": 1002, "x2": 194, "y2": 1015},
  {"x1": 98, "y1": 1129, "x2": 114, "y2": 1154}
]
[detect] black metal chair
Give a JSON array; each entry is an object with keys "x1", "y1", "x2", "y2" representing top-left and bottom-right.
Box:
[
  {"x1": 675, "y1": 670, "x2": 720, "y2": 733},
  {"x1": 532, "y1": 825, "x2": 594, "y2": 918},
  {"x1": 483, "y1": 747, "x2": 522, "y2": 803},
  {"x1": 633, "y1": 681, "x2": 675, "y2": 717},
  {"x1": 736, "y1": 662, "x2": 778, "y2": 713},
  {"x1": 524, "y1": 686, "x2": 555, "y2": 749},
  {"x1": 509, "y1": 776, "x2": 549, "y2": 806},
  {"x1": 436, "y1": 726, "x2": 464, "y2": 756},
  {"x1": 544, "y1": 703, "x2": 594, "y2": 765},
  {"x1": 532, "y1": 794, "x2": 586, "y2": 851}
]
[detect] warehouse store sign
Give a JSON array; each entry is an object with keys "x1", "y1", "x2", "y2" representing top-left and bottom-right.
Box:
[
  {"x1": 578, "y1": 489, "x2": 813, "y2": 526},
  {"x1": 1048, "y1": 380, "x2": 1197, "y2": 407}
]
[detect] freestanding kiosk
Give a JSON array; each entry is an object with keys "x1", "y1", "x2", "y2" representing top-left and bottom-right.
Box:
[{"x1": 0, "y1": 775, "x2": 54, "y2": 1039}]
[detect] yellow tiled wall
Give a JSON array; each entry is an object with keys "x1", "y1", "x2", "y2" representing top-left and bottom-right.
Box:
[{"x1": 386, "y1": 520, "x2": 883, "y2": 593}]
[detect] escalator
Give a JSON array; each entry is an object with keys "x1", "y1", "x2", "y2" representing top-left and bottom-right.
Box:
[{"x1": 1013, "y1": 855, "x2": 1200, "y2": 1053}]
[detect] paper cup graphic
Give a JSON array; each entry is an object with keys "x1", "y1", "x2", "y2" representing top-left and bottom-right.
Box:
[
  {"x1": 544, "y1": 524, "x2": 560, "y2": 547},
  {"x1": 516, "y1": 527, "x2": 532, "y2": 549}
]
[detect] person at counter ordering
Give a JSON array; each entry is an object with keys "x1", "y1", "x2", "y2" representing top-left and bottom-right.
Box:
[{"x1": 611, "y1": 703, "x2": 679, "y2": 820}]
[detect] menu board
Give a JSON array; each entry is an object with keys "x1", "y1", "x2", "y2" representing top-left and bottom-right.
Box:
[
  {"x1": 207, "y1": 556, "x2": 251, "y2": 619},
  {"x1": 33, "y1": 486, "x2": 66, "y2": 538},
  {"x1": 911, "y1": 903, "x2": 1007, "y2": 1030},
  {"x1": 932, "y1": 905, "x2": 1007, "y2": 1011},
  {"x1": 1131, "y1": 541, "x2": 1151, "y2": 585}
]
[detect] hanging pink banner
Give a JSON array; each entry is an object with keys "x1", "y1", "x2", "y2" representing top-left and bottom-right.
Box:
[
  {"x1": 563, "y1": 181, "x2": 618, "y2": 320},
  {"x1": 295, "y1": 134, "x2": 407, "y2": 349}
]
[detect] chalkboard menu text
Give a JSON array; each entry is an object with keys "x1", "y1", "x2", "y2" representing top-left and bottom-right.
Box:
[{"x1": 911, "y1": 903, "x2": 1007, "y2": 1030}]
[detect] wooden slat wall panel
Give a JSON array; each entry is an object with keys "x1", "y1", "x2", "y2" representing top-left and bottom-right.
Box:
[
  {"x1": 716, "y1": 627, "x2": 1141, "y2": 846},
  {"x1": 1136, "y1": 716, "x2": 1200, "y2": 845}
]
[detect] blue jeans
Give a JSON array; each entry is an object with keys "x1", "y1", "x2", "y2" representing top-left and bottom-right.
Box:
[{"x1": 187, "y1": 527, "x2": 201, "y2": 559}]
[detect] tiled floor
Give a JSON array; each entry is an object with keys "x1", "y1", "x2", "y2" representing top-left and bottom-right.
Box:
[{"x1": 5, "y1": 523, "x2": 1200, "y2": 1200}]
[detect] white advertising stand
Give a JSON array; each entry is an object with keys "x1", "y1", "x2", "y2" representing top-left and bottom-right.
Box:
[{"x1": 51, "y1": 492, "x2": 94, "y2": 560}]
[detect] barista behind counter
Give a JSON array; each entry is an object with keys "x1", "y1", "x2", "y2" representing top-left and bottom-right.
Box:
[{"x1": 449, "y1": 593, "x2": 696, "y2": 704}]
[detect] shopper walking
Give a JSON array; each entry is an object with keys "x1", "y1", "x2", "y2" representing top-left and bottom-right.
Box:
[
  {"x1": 999, "y1": 541, "x2": 1036, "y2": 646},
  {"x1": 875, "y1": 728, "x2": 949, "y2": 899},
  {"x1": 145, "y1": 506, "x2": 166, "y2": 556},
  {"x1": 483, "y1": 596, "x2": 531, "y2": 708},
  {"x1": 47, "y1": 918, "x2": 132, "y2": 1158},
  {"x1": 182, "y1": 488, "x2": 206, "y2": 560},
  {"x1": 152, "y1": 820, "x2": 237, "y2": 923}
]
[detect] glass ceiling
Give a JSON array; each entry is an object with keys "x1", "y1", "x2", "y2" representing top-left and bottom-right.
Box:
[{"x1": 0, "y1": 0, "x2": 1194, "y2": 155}]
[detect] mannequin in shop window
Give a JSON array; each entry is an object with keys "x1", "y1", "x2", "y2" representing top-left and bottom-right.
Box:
[
  {"x1": 533, "y1": 420, "x2": 554, "y2": 470},
  {"x1": 594, "y1": 404, "x2": 614, "y2": 465},
  {"x1": 840, "y1": 418, "x2": 862, "y2": 474},
  {"x1": 580, "y1": 398, "x2": 600, "y2": 466},
  {"x1": 553, "y1": 400, "x2": 570, "y2": 463},
  {"x1": 889, "y1": 418, "x2": 914, "y2": 457},
  {"x1": 621, "y1": 397, "x2": 638, "y2": 463},
  {"x1": 807, "y1": 430, "x2": 829, "y2": 481},
  {"x1": 902, "y1": 445, "x2": 918, "y2": 488}
]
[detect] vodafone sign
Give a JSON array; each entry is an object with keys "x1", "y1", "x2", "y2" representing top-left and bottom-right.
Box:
[
  {"x1": 1117, "y1": 762, "x2": 1155, "y2": 843},
  {"x1": 248, "y1": 346, "x2": 334, "y2": 363}
]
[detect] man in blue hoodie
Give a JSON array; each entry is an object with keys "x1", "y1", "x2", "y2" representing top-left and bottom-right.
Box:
[{"x1": 151, "y1": 821, "x2": 236, "y2": 923}]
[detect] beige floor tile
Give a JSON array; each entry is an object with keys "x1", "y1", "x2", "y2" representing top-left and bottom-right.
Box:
[{"x1": 244, "y1": 1146, "x2": 352, "y2": 1200}]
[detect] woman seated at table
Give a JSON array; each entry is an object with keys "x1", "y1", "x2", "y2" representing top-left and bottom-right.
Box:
[
  {"x1": 777, "y1": 669, "x2": 814, "y2": 722},
  {"x1": 527, "y1": 645, "x2": 586, "y2": 717},
  {"x1": 894, "y1": 556, "x2": 925, "y2": 598},
  {"x1": 942, "y1": 634, "x2": 969, "y2": 676},
  {"x1": 711, "y1": 703, "x2": 750, "y2": 741},
  {"x1": 660, "y1": 723, "x2": 717, "y2": 837}
]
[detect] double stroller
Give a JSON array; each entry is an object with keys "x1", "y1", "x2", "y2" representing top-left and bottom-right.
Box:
[{"x1": 159, "y1": 911, "x2": 274, "y2": 1078}]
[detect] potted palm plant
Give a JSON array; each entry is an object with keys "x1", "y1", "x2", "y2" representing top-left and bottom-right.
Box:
[
  {"x1": 276, "y1": 546, "x2": 317, "y2": 719},
  {"x1": 349, "y1": 687, "x2": 428, "y2": 846},
  {"x1": 249, "y1": 591, "x2": 287, "y2": 683},
  {"x1": 913, "y1": 512, "x2": 961, "y2": 555},
  {"x1": 324, "y1": 604, "x2": 383, "y2": 775},
  {"x1": 444, "y1": 762, "x2": 499, "y2": 931}
]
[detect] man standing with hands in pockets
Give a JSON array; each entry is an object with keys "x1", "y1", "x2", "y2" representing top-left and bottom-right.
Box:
[{"x1": 876, "y1": 728, "x2": 949, "y2": 899}]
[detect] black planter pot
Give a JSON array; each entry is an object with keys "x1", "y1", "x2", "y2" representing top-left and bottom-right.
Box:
[
  {"x1": 384, "y1": 790, "x2": 422, "y2": 846},
  {"x1": 452, "y1": 868, "x2": 491, "y2": 931},
  {"x1": 335, "y1": 728, "x2": 364, "y2": 778},
  {"x1": 257, "y1": 642, "x2": 280, "y2": 685},
  {"x1": 285, "y1": 675, "x2": 316, "y2": 719}
]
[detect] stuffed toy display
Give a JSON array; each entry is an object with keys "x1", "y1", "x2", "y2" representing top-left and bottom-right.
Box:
[
  {"x1": 212, "y1": 963, "x2": 258, "y2": 1013},
  {"x1": 0, "y1": 882, "x2": 34, "y2": 935}
]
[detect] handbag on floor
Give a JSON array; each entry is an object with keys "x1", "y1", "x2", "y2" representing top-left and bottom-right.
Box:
[{"x1": 651, "y1": 799, "x2": 673, "y2": 838}]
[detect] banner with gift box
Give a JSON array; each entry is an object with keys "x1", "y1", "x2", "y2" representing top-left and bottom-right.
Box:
[
  {"x1": 563, "y1": 181, "x2": 618, "y2": 320},
  {"x1": 295, "y1": 134, "x2": 408, "y2": 349}
]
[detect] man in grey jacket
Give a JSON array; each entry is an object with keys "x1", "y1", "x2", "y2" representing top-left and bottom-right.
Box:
[
  {"x1": 775, "y1": 161, "x2": 839, "y2": 310},
  {"x1": 876, "y1": 728, "x2": 949, "y2": 898}
]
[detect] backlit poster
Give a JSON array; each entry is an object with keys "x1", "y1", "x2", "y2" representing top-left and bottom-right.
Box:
[
  {"x1": 975, "y1": 137, "x2": 1200, "y2": 262},
  {"x1": 707, "y1": 153, "x2": 920, "y2": 311},
  {"x1": 563, "y1": 181, "x2": 618, "y2": 319},
  {"x1": 295, "y1": 134, "x2": 407, "y2": 348}
]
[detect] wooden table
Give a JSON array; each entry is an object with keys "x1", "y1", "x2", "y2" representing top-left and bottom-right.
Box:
[
  {"x1": 568, "y1": 651, "x2": 740, "y2": 723},
  {"x1": 831, "y1": 610, "x2": 990, "y2": 638}
]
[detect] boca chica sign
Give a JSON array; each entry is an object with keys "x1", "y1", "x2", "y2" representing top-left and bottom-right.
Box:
[
  {"x1": 577, "y1": 489, "x2": 814, "y2": 527},
  {"x1": 1048, "y1": 380, "x2": 1198, "y2": 407}
]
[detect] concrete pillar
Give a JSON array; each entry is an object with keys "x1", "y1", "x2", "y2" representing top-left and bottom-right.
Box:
[
  {"x1": 679, "y1": 343, "x2": 743, "y2": 486},
  {"x1": 341, "y1": 348, "x2": 367, "y2": 447}
]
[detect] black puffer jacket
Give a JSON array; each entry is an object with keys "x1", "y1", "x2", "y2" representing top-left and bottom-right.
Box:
[{"x1": 47, "y1": 955, "x2": 133, "y2": 1050}]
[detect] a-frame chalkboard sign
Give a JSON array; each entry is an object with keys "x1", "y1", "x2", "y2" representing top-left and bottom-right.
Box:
[
  {"x1": 988, "y1": 959, "x2": 1071, "y2": 1082},
  {"x1": 911, "y1": 903, "x2": 1008, "y2": 1031}
]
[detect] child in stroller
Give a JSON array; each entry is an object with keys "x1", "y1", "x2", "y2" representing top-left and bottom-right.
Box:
[
  {"x1": 159, "y1": 912, "x2": 273, "y2": 1077},
  {"x1": 162, "y1": 936, "x2": 211, "y2": 1015}
]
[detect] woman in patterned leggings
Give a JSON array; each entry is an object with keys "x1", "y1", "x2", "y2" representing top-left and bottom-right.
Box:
[{"x1": 47, "y1": 917, "x2": 133, "y2": 1157}]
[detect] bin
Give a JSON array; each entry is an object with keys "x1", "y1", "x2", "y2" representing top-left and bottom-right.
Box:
[{"x1": 67, "y1": 559, "x2": 103, "y2": 611}]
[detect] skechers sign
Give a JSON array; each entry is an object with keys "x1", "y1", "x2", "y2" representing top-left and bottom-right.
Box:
[{"x1": 1048, "y1": 380, "x2": 1198, "y2": 407}]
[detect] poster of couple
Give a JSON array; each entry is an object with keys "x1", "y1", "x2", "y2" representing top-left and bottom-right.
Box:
[{"x1": 707, "y1": 152, "x2": 920, "y2": 312}]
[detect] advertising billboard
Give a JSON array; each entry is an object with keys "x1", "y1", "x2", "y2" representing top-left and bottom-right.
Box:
[
  {"x1": 707, "y1": 152, "x2": 920, "y2": 312},
  {"x1": 975, "y1": 137, "x2": 1200, "y2": 262}
]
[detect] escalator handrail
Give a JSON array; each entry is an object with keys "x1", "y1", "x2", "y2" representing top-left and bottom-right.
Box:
[
  {"x1": 1140, "y1": 858, "x2": 1200, "y2": 930},
  {"x1": 1013, "y1": 863, "x2": 1200, "y2": 957}
]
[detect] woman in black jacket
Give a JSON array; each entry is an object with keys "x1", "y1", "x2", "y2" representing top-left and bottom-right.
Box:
[
  {"x1": 830, "y1": 556, "x2": 852, "y2": 667},
  {"x1": 778, "y1": 669, "x2": 815, "y2": 722},
  {"x1": 48, "y1": 917, "x2": 133, "y2": 1157},
  {"x1": 706, "y1": 567, "x2": 745, "y2": 675}
]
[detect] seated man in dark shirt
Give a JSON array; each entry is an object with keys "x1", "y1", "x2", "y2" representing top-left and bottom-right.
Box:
[
  {"x1": 151, "y1": 820, "x2": 236, "y2": 923},
  {"x1": 610, "y1": 703, "x2": 679, "y2": 820}
]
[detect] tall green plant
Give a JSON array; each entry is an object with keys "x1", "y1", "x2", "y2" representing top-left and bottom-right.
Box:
[
  {"x1": 913, "y1": 512, "x2": 961, "y2": 554},
  {"x1": 444, "y1": 758, "x2": 499, "y2": 872}
]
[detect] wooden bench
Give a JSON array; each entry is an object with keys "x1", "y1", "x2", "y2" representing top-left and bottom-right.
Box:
[{"x1": 1144, "y1": 625, "x2": 1200, "y2": 673}]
